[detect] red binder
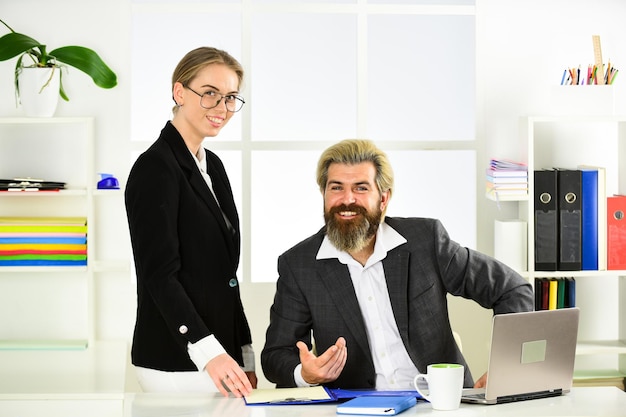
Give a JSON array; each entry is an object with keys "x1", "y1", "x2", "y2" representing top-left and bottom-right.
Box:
[{"x1": 607, "y1": 195, "x2": 626, "y2": 270}]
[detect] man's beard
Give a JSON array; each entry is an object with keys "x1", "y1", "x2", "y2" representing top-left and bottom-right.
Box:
[{"x1": 324, "y1": 203, "x2": 382, "y2": 253}]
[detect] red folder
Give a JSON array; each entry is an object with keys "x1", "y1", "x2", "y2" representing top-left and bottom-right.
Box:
[{"x1": 607, "y1": 195, "x2": 626, "y2": 270}]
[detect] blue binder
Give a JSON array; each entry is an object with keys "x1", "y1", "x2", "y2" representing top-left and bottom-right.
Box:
[{"x1": 580, "y1": 169, "x2": 598, "y2": 270}]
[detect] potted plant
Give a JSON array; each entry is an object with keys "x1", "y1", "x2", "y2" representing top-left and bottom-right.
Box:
[{"x1": 0, "y1": 19, "x2": 117, "y2": 116}]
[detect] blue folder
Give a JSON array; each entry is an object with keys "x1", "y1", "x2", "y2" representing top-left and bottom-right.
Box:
[
  {"x1": 580, "y1": 169, "x2": 598, "y2": 270},
  {"x1": 337, "y1": 395, "x2": 418, "y2": 415}
]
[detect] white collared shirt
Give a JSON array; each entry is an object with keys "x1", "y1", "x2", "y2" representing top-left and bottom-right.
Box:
[{"x1": 294, "y1": 222, "x2": 417, "y2": 389}]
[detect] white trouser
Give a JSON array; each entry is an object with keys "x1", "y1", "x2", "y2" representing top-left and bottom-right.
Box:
[{"x1": 135, "y1": 366, "x2": 219, "y2": 393}]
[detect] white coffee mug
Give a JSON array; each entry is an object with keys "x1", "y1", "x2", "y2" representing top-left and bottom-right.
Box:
[{"x1": 413, "y1": 363, "x2": 464, "y2": 411}]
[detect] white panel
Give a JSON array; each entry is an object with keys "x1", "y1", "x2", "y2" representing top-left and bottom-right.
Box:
[
  {"x1": 250, "y1": 151, "x2": 322, "y2": 282},
  {"x1": 0, "y1": 274, "x2": 88, "y2": 340},
  {"x1": 576, "y1": 275, "x2": 619, "y2": 341},
  {"x1": 386, "y1": 150, "x2": 476, "y2": 248},
  {"x1": 367, "y1": 14, "x2": 475, "y2": 141},
  {"x1": 252, "y1": 0, "x2": 355, "y2": 3},
  {"x1": 130, "y1": 12, "x2": 243, "y2": 143},
  {"x1": 370, "y1": 0, "x2": 474, "y2": 4},
  {"x1": 250, "y1": 13, "x2": 358, "y2": 141}
]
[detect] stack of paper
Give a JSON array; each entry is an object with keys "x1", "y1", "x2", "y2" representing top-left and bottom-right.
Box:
[
  {"x1": 486, "y1": 159, "x2": 528, "y2": 199},
  {"x1": 0, "y1": 217, "x2": 87, "y2": 266}
]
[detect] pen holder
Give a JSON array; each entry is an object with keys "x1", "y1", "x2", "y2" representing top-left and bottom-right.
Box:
[{"x1": 550, "y1": 85, "x2": 615, "y2": 116}]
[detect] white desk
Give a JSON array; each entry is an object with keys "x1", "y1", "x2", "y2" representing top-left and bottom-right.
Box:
[{"x1": 124, "y1": 387, "x2": 626, "y2": 417}]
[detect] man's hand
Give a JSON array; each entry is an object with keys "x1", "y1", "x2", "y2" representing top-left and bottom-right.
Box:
[
  {"x1": 206, "y1": 353, "x2": 254, "y2": 397},
  {"x1": 473, "y1": 372, "x2": 488, "y2": 388},
  {"x1": 298, "y1": 337, "x2": 347, "y2": 385}
]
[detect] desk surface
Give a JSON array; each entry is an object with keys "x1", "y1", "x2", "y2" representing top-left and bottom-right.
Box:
[{"x1": 125, "y1": 387, "x2": 626, "y2": 417}]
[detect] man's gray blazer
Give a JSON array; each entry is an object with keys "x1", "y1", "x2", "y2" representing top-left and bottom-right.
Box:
[{"x1": 261, "y1": 217, "x2": 534, "y2": 388}]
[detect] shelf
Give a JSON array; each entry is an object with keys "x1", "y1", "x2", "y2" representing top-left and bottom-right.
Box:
[
  {"x1": 485, "y1": 193, "x2": 529, "y2": 202},
  {"x1": 498, "y1": 114, "x2": 626, "y2": 379},
  {"x1": 0, "y1": 189, "x2": 88, "y2": 197},
  {"x1": 0, "y1": 340, "x2": 127, "y2": 399},
  {"x1": 0, "y1": 339, "x2": 88, "y2": 351},
  {"x1": 574, "y1": 369, "x2": 626, "y2": 380},
  {"x1": 0, "y1": 265, "x2": 88, "y2": 273},
  {"x1": 0, "y1": 117, "x2": 96, "y2": 346},
  {"x1": 530, "y1": 270, "x2": 626, "y2": 278},
  {"x1": 93, "y1": 189, "x2": 123, "y2": 197},
  {"x1": 576, "y1": 340, "x2": 626, "y2": 355}
]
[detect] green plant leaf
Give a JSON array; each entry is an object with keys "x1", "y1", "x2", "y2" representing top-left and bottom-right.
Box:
[
  {"x1": 50, "y1": 46, "x2": 117, "y2": 89},
  {"x1": 0, "y1": 32, "x2": 43, "y2": 62}
]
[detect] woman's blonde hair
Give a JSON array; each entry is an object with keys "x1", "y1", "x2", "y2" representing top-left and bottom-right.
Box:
[
  {"x1": 171, "y1": 46, "x2": 244, "y2": 114},
  {"x1": 316, "y1": 139, "x2": 394, "y2": 201}
]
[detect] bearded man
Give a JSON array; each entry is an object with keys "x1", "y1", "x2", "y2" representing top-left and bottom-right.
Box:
[{"x1": 261, "y1": 139, "x2": 533, "y2": 390}]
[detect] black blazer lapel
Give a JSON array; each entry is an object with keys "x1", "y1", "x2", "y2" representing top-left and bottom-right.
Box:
[
  {"x1": 162, "y1": 123, "x2": 238, "y2": 259},
  {"x1": 206, "y1": 152, "x2": 239, "y2": 237}
]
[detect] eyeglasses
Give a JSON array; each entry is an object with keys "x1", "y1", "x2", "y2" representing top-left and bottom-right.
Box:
[{"x1": 183, "y1": 85, "x2": 245, "y2": 113}]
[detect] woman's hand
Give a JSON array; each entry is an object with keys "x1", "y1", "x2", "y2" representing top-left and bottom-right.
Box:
[{"x1": 206, "y1": 353, "x2": 254, "y2": 397}]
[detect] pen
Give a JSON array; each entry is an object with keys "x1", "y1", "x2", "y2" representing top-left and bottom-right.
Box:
[
  {"x1": 610, "y1": 68, "x2": 618, "y2": 84},
  {"x1": 268, "y1": 397, "x2": 311, "y2": 404}
]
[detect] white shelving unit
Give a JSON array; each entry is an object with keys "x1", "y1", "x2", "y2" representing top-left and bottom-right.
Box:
[
  {"x1": 0, "y1": 117, "x2": 127, "y2": 410},
  {"x1": 506, "y1": 115, "x2": 626, "y2": 383},
  {"x1": 0, "y1": 117, "x2": 95, "y2": 348}
]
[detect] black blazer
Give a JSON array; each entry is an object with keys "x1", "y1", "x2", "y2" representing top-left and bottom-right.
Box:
[
  {"x1": 261, "y1": 217, "x2": 534, "y2": 388},
  {"x1": 125, "y1": 121, "x2": 251, "y2": 371}
]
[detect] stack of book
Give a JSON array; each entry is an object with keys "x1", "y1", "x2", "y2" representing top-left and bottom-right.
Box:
[
  {"x1": 534, "y1": 277, "x2": 576, "y2": 311},
  {"x1": 0, "y1": 217, "x2": 87, "y2": 266},
  {"x1": 486, "y1": 159, "x2": 528, "y2": 200}
]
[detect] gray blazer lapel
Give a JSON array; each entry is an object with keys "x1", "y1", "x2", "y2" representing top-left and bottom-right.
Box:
[
  {"x1": 318, "y1": 259, "x2": 371, "y2": 358},
  {"x1": 383, "y1": 249, "x2": 411, "y2": 345}
]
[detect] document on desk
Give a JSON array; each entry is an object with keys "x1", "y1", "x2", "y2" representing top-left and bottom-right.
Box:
[{"x1": 244, "y1": 386, "x2": 335, "y2": 405}]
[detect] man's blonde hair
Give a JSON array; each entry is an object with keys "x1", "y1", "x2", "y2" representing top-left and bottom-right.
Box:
[{"x1": 316, "y1": 139, "x2": 394, "y2": 209}]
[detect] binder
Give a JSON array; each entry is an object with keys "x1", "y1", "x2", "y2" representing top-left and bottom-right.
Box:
[
  {"x1": 557, "y1": 278, "x2": 566, "y2": 308},
  {"x1": 566, "y1": 277, "x2": 576, "y2": 308},
  {"x1": 557, "y1": 169, "x2": 582, "y2": 271},
  {"x1": 579, "y1": 168, "x2": 599, "y2": 270},
  {"x1": 541, "y1": 278, "x2": 550, "y2": 310},
  {"x1": 578, "y1": 165, "x2": 607, "y2": 270},
  {"x1": 607, "y1": 195, "x2": 626, "y2": 270},
  {"x1": 548, "y1": 279, "x2": 558, "y2": 310},
  {"x1": 534, "y1": 278, "x2": 543, "y2": 311},
  {"x1": 534, "y1": 170, "x2": 558, "y2": 271}
]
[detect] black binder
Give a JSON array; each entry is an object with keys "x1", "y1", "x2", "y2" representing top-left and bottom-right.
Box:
[
  {"x1": 557, "y1": 169, "x2": 582, "y2": 270},
  {"x1": 534, "y1": 169, "x2": 558, "y2": 271}
]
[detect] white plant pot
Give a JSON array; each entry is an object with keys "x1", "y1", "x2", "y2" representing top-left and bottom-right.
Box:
[{"x1": 18, "y1": 66, "x2": 61, "y2": 117}]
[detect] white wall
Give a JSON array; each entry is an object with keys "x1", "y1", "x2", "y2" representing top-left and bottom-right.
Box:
[{"x1": 2, "y1": 0, "x2": 626, "y2": 391}]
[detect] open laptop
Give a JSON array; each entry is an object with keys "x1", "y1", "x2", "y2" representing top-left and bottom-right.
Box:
[{"x1": 461, "y1": 307, "x2": 579, "y2": 405}]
